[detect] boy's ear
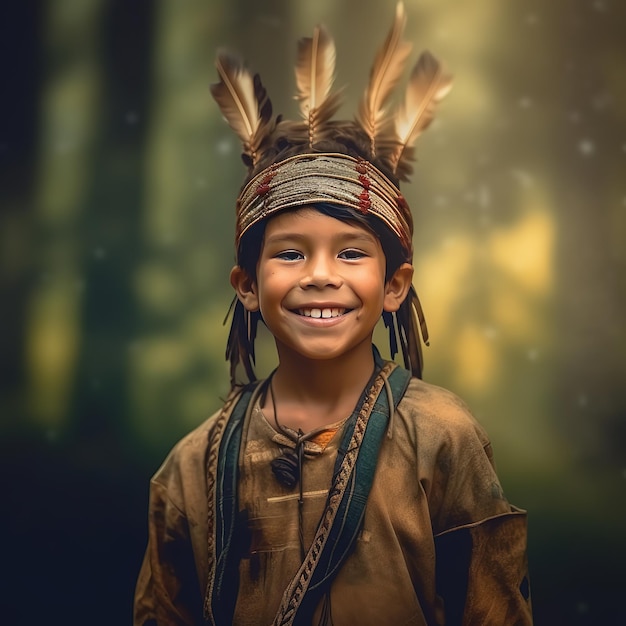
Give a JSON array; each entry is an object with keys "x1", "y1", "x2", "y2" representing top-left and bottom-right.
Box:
[
  {"x1": 383, "y1": 263, "x2": 414, "y2": 312},
  {"x1": 230, "y1": 266, "x2": 260, "y2": 312}
]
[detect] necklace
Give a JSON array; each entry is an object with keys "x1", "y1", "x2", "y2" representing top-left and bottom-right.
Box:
[
  {"x1": 268, "y1": 377, "x2": 307, "y2": 559},
  {"x1": 268, "y1": 378, "x2": 304, "y2": 490}
]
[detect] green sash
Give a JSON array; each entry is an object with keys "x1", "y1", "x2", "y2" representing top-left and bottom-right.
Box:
[{"x1": 205, "y1": 355, "x2": 411, "y2": 625}]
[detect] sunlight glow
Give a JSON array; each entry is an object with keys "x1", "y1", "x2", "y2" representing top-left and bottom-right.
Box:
[
  {"x1": 489, "y1": 209, "x2": 554, "y2": 295},
  {"x1": 26, "y1": 283, "x2": 81, "y2": 426}
]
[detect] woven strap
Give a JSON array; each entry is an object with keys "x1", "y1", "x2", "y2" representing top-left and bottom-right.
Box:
[
  {"x1": 273, "y1": 361, "x2": 411, "y2": 625},
  {"x1": 204, "y1": 382, "x2": 261, "y2": 625}
]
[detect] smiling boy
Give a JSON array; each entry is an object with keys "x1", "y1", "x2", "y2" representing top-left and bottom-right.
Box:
[
  {"x1": 231, "y1": 206, "x2": 413, "y2": 429},
  {"x1": 134, "y1": 4, "x2": 532, "y2": 625}
]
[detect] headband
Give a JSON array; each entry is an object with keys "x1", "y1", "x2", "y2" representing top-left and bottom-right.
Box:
[{"x1": 236, "y1": 153, "x2": 413, "y2": 254}]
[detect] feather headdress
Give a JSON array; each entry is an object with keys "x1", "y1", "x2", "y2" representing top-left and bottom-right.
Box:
[
  {"x1": 389, "y1": 49, "x2": 453, "y2": 180},
  {"x1": 355, "y1": 1, "x2": 412, "y2": 158},
  {"x1": 292, "y1": 24, "x2": 343, "y2": 147},
  {"x1": 210, "y1": 1, "x2": 451, "y2": 386},
  {"x1": 209, "y1": 51, "x2": 276, "y2": 169}
]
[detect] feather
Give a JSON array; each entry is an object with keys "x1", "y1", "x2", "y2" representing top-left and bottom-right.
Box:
[
  {"x1": 391, "y1": 50, "x2": 452, "y2": 180},
  {"x1": 210, "y1": 51, "x2": 274, "y2": 168},
  {"x1": 408, "y1": 285, "x2": 429, "y2": 376},
  {"x1": 224, "y1": 298, "x2": 257, "y2": 386},
  {"x1": 355, "y1": 1, "x2": 412, "y2": 157},
  {"x1": 294, "y1": 25, "x2": 342, "y2": 147},
  {"x1": 393, "y1": 285, "x2": 428, "y2": 378}
]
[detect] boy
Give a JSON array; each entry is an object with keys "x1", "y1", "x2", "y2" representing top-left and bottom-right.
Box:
[{"x1": 134, "y1": 4, "x2": 532, "y2": 624}]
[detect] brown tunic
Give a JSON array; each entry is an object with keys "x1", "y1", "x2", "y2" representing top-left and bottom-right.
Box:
[{"x1": 134, "y1": 376, "x2": 532, "y2": 625}]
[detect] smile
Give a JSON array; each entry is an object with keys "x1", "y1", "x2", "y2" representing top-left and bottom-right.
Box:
[{"x1": 297, "y1": 307, "x2": 349, "y2": 319}]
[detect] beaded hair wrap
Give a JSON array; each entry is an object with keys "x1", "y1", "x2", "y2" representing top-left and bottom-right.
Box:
[{"x1": 210, "y1": 2, "x2": 452, "y2": 385}]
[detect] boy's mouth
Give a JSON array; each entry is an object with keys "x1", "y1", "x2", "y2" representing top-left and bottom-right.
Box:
[{"x1": 296, "y1": 307, "x2": 349, "y2": 319}]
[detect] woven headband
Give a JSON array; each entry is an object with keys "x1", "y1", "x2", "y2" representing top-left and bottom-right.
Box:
[{"x1": 236, "y1": 153, "x2": 413, "y2": 254}]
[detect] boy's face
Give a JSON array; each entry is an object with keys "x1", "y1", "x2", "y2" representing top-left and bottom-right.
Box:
[{"x1": 232, "y1": 206, "x2": 412, "y2": 363}]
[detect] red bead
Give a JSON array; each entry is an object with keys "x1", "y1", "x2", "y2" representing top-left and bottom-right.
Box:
[
  {"x1": 357, "y1": 190, "x2": 371, "y2": 213},
  {"x1": 261, "y1": 171, "x2": 276, "y2": 185}
]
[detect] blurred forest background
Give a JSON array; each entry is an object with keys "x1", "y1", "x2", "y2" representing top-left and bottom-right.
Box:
[{"x1": 1, "y1": 0, "x2": 624, "y2": 624}]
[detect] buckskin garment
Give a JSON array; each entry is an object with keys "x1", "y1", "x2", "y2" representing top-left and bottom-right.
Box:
[{"x1": 134, "y1": 365, "x2": 532, "y2": 625}]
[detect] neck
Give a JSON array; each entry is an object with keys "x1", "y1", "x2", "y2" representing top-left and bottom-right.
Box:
[{"x1": 267, "y1": 341, "x2": 377, "y2": 431}]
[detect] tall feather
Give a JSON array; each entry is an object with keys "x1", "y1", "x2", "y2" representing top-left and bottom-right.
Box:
[
  {"x1": 294, "y1": 25, "x2": 342, "y2": 147},
  {"x1": 210, "y1": 51, "x2": 274, "y2": 168},
  {"x1": 390, "y1": 50, "x2": 452, "y2": 180},
  {"x1": 355, "y1": 1, "x2": 412, "y2": 158}
]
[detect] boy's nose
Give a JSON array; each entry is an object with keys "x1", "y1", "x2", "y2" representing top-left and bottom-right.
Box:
[{"x1": 299, "y1": 257, "x2": 343, "y2": 289}]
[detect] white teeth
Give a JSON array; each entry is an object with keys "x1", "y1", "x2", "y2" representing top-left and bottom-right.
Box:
[{"x1": 299, "y1": 308, "x2": 346, "y2": 318}]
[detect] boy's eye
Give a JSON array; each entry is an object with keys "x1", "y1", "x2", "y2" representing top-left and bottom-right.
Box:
[
  {"x1": 338, "y1": 248, "x2": 366, "y2": 260},
  {"x1": 275, "y1": 250, "x2": 303, "y2": 261}
]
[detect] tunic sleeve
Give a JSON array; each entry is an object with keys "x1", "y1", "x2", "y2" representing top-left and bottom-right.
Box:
[
  {"x1": 400, "y1": 379, "x2": 532, "y2": 624},
  {"x1": 435, "y1": 507, "x2": 532, "y2": 625},
  {"x1": 133, "y1": 479, "x2": 205, "y2": 626},
  {"x1": 426, "y1": 399, "x2": 533, "y2": 624},
  {"x1": 133, "y1": 412, "x2": 219, "y2": 626}
]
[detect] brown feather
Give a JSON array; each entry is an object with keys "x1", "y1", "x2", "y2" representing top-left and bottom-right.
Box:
[
  {"x1": 224, "y1": 298, "x2": 257, "y2": 386},
  {"x1": 294, "y1": 25, "x2": 342, "y2": 147},
  {"x1": 409, "y1": 285, "x2": 429, "y2": 376},
  {"x1": 355, "y1": 1, "x2": 412, "y2": 157},
  {"x1": 391, "y1": 50, "x2": 452, "y2": 180},
  {"x1": 210, "y1": 51, "x2": 274, "y2": 167},
  {"x1": 392, "y1": 284, "x2": 429, "y2": 378}
]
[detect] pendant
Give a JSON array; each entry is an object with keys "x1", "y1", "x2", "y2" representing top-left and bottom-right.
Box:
[{"x1": 271, "y1": 448, "x2": 299, "y2": 489}]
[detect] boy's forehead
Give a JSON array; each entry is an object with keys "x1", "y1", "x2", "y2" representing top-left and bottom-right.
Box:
[
  {"x1": 267, "y1": 205, "x2": 328, "y2": 223},
  {"x1": 263, "y1": 206, "x2": 378, "y2": 240}
]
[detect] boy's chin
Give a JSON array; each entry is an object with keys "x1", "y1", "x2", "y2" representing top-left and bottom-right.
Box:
[{"x1": 276, "y1": 338, "x2": 375, "y2": 364}]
